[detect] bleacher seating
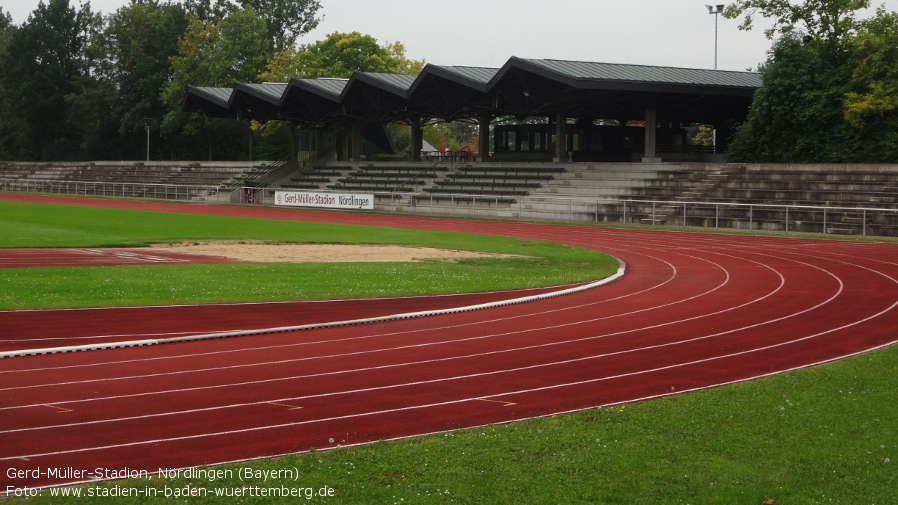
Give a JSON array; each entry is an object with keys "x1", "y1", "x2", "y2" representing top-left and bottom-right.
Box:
[
  {"x1": 421, "y1": 165, "x2": 565, "y2": 201},
  {"x1": 621, "y1": 165, "x2": 898, "y2": 235},
  {"x1": 0, "y1": 161, "x2": 257, "y2": 201},
  {"x1": 327, "y1": 164, "x2": 447, "y2": 193}
]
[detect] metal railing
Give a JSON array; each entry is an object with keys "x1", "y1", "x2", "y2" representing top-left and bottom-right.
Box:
[
  {"x1": 0, "y1": 178, "x2": 220, "y2": 202},
  {"x1": 618, "y1": 198, "x2": 898, "y2": 236},
  {"x1": 6, "y1": 175, "x2": 897, "y2": 238},
  {"x1": 363, "y1": 191, "x2": 898, "y2": 237}
]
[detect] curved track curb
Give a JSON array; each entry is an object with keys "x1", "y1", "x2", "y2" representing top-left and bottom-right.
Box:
[{"x1": 1, "y1": 262, "x2": 626, "y2": 359}]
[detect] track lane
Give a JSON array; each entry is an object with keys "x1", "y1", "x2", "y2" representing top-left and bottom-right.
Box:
[{"x1": 2, "y1": 194, "x2": 898, "y2": 490}]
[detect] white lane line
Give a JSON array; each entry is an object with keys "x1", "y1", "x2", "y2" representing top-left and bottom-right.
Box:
[{"x1": 1, "y1": 246, "x2": 673, "y2": 374}]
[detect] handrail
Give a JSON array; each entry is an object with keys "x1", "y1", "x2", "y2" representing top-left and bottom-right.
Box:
[{"x1": 622, "y1": 198, "x2": 898, "y2": 214}]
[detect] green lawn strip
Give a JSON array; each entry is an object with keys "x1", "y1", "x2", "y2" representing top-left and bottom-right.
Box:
[
  {"x1": 0, "y1": 200, "x2": 617, "y2": 310},
  {"x1": 12, "y1": 342, "x2": 896, "y2": 504},
  {"x1": 0, "y1": 257, "x2": 613, "y2": 310}
]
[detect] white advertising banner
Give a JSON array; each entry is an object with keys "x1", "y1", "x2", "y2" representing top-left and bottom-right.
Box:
[{"x1": 274, "y1": 190, "x2": 374, "y2": 210}]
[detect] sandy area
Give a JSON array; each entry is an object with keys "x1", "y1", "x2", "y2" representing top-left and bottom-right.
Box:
[{"x1": 150, "y1": 241, "x2": 522, "y2": 263}]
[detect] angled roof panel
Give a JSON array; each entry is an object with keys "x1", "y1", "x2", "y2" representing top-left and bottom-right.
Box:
[
  {"x1": 413, "y1": 65, "x2": 498, "y2": 93},
  {"x1": 188, "y1": 86, "x2": 234, "y2": 108},
  {"x1": 529, "y1": 59, "x2": 762, "y2": 88},
  {"x1": 232, "y1": 83, "x2": 288, "y2": 104},
  {"x1": 278, "y1": 78, "x2": 348, "y2": 124},
  {"x1": 404, "y1": 65, "x2": 500, "y2": 120},
  {"x1": 343, "y1": 72, "x2": 418, "y2": 100},
  {"x1": 229, "y1": 83, "x2": 289, "y2": 121},
  {"x1": 293, "y1": 78, "x2": 349, "y2": 100},
  {"x1": 182, "y1": 86, "x2": 236, "y2": 117},
  {"x1": 492, "y1": 57, "x2": 760, "y2": 95}
]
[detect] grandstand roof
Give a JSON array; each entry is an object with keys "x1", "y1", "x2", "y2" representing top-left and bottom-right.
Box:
[{"x1": 183, "y1": 57, "x2": 760, "y2": 127}]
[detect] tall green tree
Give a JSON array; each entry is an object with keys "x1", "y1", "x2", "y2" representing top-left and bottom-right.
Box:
[
  {"x1": 184, "y1": 0, "x2": 321, "y2": 52},
  {"x1": 842, "y1": 8, "x2": 898, "y2": 160},
  {"x1": 725, "y1": 1, "x2": 898, "y2": 162},
  {"x1": 98, "y1": 0, "x2": 188, "y2": 158},
  {"x1": 724, "y1": 0, "x2": 870, "y2": 54},
  {"x1": 0, "y1": 7, "x2": 15, "y2": 158},
  {"x1": 0, "y1": 0, "x2": 102, "y2": 160},
  {"x1": 0, "y1": 7, "x2": 12, "y2": 42},
  {"x1": 727, "y1": 35, "x2": 855, "y2": 162},
  {"x1": 261, "y1": 31, "x2": 424, "y2": 81},
  {"x1": 161, "y1": 6, "x2": 272, "y2": 160}
]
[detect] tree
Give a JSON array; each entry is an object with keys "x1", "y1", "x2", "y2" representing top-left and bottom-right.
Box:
[
  {"x1": 0, "y1": 0, "x2": 102, "y2": 160},
  {"x1": 0, "y1": 7, "x2": 12, "y2": 38},
  {"x1": 0, "y1": 7, "x2": 15, "y2": 156},
  {"x1": 724, "y1": 0, "x2": 871, "y2": 53},
  {"x1": 842, "y1": 8, "x2": 898, "y2": 159},
  {"x1": 725, "y1": 2, "x2": 898, "y2": 162},
  {"x1": 727, "y1": 35, "x2": 855, "y2": 162},
  {"x1": 184, "y1": 0, "x2": 321, "y2": 52},
  {"x1": 99, "y1": 1, "x2": 188, "y2": 148},
  {"x1": 261, "y1": 31, "x2": 424, "y2": 81},
  {"x1": 238, "y1": 0, "x2": 321, "y2": 52},
  {"x1": 161, "y1": 6, "x2": 272, "y2": 159}
]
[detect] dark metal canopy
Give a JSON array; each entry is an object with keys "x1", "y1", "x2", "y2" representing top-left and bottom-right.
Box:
[{"x1": 182, "y1": 57, "x2": 760, "y2": 156}]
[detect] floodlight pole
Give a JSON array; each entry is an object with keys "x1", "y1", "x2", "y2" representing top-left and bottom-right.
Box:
[
  {"x1": 143, "y1": 118, "x2": 152, "y2": 161},
  {"x1": 706, "y1": 4, "x2": 725, "y2": 69}
]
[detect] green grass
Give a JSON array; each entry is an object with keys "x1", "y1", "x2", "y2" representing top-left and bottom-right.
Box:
[
  {"x1": 0, "y1": 200, "x2": 617, "y2": 310},
  {"x1": 3, "y1": 197, "x2": 896, "y2": 504}
]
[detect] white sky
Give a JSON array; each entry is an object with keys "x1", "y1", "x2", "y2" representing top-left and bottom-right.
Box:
[{"x1": 4, "y1": 0, "x2": 897, "y2": 72}]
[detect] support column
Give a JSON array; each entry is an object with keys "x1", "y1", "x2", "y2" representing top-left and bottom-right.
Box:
[
  {"x1": 642, "y1": 106, "x2": 661, "y2": 162},
  {"x1": 477, "y1": 115, "x2": 491, "y2": 162},
  {"x1": 554, "y1": 112, "x2": 567, "y2": 163},
  {"x1": 350, "y1": 120, "x2": 363, "y2": 161},
  {"x1": 410, "y1": 118, "x2": 423, "y2": 162}
]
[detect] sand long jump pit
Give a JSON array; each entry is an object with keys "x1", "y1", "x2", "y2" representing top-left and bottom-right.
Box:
[{"x1": 149, "y1": 241, "x2": 523, "y2": 263}]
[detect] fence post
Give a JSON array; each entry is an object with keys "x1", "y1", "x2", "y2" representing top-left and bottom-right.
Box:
[
  {"x1": 863, "y1": 208, "x2": 867, "y2": 236},
  {"x1": 623, "y1": 200, "x2": 627, "y2": 224},
  {"x1": 823, "y1": 207, "x2": 827, "y2": 234},
  {"x1": 750, "y1": 205, "x2": 753, "y2": 231},
  {"x1": 715, "y1": 204, "x2": 719, "y2": 229},
  {"x1": 683, "y1": 202, "x2": 687, "y2": 227}
]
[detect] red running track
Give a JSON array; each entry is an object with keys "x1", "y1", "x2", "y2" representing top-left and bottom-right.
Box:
[{"x1": 2, "y1": 194, "x2": 898, "y2": 490}]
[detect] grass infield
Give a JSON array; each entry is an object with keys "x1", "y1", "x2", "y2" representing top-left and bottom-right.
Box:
[
  {"x1": 0, "y1": 200, "x2": 618, "y2": 310},
  {"x1": 3, "y1": 198, "x2": 896, "y2": 504}
]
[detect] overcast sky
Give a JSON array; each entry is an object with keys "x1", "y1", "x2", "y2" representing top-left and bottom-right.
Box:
[{"x1": 4, "y1": 0, "x2": 896, "y2": 72}]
